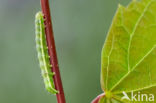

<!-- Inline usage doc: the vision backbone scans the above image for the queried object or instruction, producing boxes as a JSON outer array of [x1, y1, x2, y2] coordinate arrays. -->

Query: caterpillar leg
[[46, 85, 59, 94], [42, 71, 55, 77]]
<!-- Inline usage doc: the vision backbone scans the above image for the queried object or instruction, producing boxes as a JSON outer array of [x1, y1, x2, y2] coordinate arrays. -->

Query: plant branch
[[40, 0, 66, 103]]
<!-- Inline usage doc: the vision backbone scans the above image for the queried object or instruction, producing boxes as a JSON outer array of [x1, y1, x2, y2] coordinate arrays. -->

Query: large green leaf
[[100, 0, 156, 102]]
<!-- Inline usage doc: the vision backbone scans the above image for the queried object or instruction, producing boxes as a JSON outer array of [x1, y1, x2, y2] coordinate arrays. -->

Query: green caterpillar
[[35, 11, 58, 94]]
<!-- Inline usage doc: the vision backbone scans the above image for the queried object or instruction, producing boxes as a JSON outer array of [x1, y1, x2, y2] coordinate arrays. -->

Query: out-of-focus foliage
[[0, 0, 130, 103], [100, 0, 156, 102]]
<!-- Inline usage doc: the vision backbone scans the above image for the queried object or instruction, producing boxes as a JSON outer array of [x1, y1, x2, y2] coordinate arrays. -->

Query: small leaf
[[100, 0, 156, 102]]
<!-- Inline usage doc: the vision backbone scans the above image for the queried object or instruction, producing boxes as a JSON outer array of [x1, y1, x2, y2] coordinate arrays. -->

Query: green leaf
[[100, 0, 156, 102]]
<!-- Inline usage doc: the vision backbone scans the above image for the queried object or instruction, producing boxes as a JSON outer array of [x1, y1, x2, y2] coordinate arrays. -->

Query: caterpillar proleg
[[35, 11, 58, 94]]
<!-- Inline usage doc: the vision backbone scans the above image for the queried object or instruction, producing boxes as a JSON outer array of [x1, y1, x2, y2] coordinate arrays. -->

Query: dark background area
[[0, 0, 130, 103]]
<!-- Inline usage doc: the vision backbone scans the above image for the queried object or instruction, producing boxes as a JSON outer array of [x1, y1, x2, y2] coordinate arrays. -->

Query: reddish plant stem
[[40, 0, 66, 103], [91, 93, 105, 103]]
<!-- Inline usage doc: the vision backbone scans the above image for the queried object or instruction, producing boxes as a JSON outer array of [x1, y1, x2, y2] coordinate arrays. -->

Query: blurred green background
[[0, 0, 130, 103]]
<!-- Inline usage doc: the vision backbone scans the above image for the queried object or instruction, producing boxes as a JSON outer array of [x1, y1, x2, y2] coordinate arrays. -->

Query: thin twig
[[40, 0, 66, 103]]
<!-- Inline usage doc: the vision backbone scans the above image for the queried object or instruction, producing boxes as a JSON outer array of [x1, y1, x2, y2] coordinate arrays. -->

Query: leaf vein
[[110, 45, 156, 91], [106, 34, 115, 89], [127, 1, 152, 71], [114, 84, 156, 94]]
